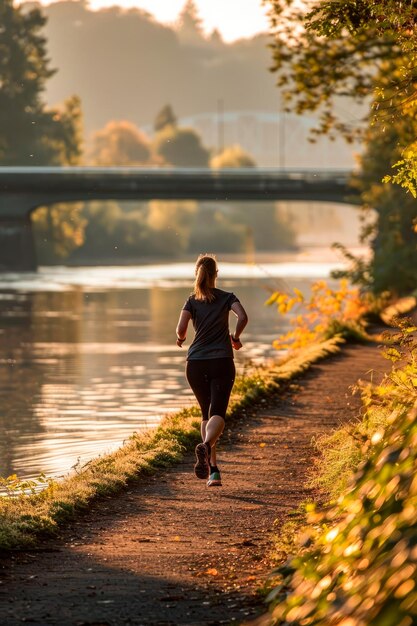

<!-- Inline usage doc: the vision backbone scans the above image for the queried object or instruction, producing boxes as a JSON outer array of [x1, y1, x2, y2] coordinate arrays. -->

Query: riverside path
[[0, 339, 391, 626]]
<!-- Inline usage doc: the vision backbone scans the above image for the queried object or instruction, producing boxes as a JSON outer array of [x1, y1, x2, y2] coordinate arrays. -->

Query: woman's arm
[[230, 302, 248, 350], [176, 310, 192, 347]]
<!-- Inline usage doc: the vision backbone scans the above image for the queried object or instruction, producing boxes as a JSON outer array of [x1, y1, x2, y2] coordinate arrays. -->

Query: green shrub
[[263, 320, 417, 625]]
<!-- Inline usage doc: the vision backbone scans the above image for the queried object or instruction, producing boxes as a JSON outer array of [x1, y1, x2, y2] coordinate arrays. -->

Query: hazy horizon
[[21, 0, 271, 42]]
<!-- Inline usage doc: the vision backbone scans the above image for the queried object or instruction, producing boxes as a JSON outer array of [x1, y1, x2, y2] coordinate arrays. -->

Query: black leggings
[[186, 358, 236, 421]]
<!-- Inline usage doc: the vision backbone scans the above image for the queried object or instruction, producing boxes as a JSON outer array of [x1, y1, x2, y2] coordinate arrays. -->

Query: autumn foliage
[[263, 320, 417, 625], [267, 279, 371, 350]]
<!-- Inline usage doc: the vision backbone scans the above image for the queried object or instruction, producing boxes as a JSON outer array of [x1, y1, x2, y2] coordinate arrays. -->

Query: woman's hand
[[177, 337, 185, 348], [230, 334, 242, 350]]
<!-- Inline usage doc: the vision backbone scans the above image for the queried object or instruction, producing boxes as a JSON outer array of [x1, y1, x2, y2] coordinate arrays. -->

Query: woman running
[[176, 254, 248, 487]]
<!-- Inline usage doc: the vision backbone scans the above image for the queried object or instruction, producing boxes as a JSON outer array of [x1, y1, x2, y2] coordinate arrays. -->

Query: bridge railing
[[0, 166, 354, 179]]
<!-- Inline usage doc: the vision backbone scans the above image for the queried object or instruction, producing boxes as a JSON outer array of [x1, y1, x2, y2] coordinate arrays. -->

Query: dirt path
[[0, 343, 388, 626]]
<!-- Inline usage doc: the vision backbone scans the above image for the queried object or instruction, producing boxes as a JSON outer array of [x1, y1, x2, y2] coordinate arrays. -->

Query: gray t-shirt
[[183, 288, 240, 361]]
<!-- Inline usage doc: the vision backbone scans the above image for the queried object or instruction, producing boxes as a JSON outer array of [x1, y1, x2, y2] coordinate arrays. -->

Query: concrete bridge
[[0, 167, 359, 271]]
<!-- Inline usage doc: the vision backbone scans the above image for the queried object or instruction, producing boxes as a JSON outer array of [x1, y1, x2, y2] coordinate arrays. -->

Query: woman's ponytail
[[194, 254, 217, 302]]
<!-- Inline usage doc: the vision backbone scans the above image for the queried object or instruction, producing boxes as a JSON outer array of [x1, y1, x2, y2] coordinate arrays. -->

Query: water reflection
[[0, 260, 338, 481]]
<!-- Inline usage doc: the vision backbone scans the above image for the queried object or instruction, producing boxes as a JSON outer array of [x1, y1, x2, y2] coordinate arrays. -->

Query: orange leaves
[[206, 568, 218, 576], [267, 279, 370, 350]]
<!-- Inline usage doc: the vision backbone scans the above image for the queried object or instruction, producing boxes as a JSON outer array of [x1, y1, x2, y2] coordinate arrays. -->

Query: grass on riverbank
[[0, 336, 343, 551], [261, 318, 417, 626]]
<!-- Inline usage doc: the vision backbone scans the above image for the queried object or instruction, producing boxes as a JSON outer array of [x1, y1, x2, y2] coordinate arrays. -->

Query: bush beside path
[[0, 343, 389, 626]]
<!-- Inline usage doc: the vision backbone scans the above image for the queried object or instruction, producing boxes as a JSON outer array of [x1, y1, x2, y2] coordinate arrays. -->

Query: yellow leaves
[[383, 347, 402, 362], [267, 279, 370, 351], [293, 287, 305, 302], [263, 325, 417, 625], [259, 442, 267, 448], [343, 542, 362, 557], [318, 575, 332, 589], [325, 527, 339, 542], [395, 579, 415, 598], [384, 145, 417, 198], [265, 292, 279, 306], [371, 431, 384, 445]]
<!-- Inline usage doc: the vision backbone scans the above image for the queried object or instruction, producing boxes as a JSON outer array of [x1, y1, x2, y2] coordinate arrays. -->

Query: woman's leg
[[188, 358, 235, 480], [186, 360, 213, 479], [186, 360, 211, 421], [201, 420, 217, 466], [203, 415, 225, 448], [210, 442, 218, 467], [203, 359, 235, 447]]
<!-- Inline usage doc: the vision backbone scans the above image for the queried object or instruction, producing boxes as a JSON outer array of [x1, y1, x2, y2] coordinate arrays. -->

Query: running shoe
[[194, 442, 210, 479], [207, 470, 222, 487]]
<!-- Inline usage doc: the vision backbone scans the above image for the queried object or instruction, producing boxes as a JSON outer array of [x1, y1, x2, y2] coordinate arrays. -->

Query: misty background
[[19, 0, 362, 265], [38, 0, 358, 168]]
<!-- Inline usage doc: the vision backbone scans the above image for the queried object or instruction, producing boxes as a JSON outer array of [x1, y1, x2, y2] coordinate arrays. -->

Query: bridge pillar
[[0, 216, 37, 271]]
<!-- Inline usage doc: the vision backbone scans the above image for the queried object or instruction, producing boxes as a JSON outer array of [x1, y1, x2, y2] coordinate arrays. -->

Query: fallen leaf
[[206, 568, 218, 576]]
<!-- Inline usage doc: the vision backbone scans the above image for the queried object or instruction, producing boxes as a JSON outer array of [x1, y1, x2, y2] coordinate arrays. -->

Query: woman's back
[[183, 288, 239, 360]]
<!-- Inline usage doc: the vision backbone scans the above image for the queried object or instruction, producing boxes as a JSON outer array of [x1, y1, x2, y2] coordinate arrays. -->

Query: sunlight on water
[[0, 258, 345, 291], [0, 253, 347, 482]]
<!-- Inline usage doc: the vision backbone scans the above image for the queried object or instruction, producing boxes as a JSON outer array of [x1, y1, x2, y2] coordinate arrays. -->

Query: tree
[[74, 200, 197, 260], [264, 0, 417, 141], [153, 124, 210, 167], [0, 0, 82, 165], [153, 105, 177, 134], [265, 0, 417, 293], [88, 121, 151, 166], [350, 117, 417, 295], [147, 200, 197, 254], [32, 202, 87, 263], [45, 95, 83, 165], [176, 0, 205, 46], [188, 207, 247, 254], [0, 0, 88, 262], [210, 145, 256, 169], [76, 201, 150, 260], [209, 28, 223, 49], [30, 94, 84, 262]]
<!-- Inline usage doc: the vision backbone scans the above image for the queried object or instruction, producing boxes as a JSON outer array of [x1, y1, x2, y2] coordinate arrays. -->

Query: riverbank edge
[[0, 337, 344, 551]]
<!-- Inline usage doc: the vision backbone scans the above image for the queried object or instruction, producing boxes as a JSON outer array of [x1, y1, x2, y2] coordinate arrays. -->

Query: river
[[0, 250, 347, 481]]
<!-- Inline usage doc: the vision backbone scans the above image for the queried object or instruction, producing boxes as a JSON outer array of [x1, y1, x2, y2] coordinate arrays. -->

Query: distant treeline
[[42, 1, 280, 136], [39, 0, 357, 169], [29, 100, 299, 263], [33, 198, 297, 265]]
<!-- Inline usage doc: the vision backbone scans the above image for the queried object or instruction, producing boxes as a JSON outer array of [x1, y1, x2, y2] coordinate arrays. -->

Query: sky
[[32, 0, 271, 42]]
